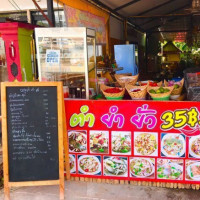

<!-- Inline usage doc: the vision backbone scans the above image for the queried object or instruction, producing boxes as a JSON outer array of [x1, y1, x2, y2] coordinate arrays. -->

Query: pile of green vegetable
[[149, 87, 170, 94]]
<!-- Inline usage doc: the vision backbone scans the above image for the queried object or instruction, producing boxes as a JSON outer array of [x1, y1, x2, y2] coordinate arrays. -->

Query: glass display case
[[35, 27, 97, 99]]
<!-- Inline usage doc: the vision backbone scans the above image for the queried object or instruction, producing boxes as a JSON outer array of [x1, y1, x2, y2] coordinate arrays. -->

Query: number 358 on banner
[[161, 107, 199, 130]]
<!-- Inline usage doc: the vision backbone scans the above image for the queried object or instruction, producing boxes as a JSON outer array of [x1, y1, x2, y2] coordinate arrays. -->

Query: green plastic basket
[[106, 96, 123, 100], [152, 96, 170, 101]]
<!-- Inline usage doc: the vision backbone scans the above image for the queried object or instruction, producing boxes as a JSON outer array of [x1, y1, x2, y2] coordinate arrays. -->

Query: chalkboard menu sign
[[1, 82, 65, 200], [7, 86, 59, 181]]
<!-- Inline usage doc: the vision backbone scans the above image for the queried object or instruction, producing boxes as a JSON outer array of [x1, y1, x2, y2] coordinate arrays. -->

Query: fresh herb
[[171, 167, 176, 170], [99, 148, 104, 152], [158, 174, 164, 178], [121, 148, 129, 153], [157, 167, 163, 172]]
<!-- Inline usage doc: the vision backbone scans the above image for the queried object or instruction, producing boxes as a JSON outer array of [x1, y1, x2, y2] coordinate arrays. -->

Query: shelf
[[97, 67, 123, 72]]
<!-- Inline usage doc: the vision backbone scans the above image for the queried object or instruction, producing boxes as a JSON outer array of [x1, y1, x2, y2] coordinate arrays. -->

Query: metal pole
[[145, 34, 148, 74], [47, 0, 55, 27]]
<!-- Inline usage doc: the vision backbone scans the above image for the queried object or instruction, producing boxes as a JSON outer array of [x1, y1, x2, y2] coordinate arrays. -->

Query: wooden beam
[[114, 0, 141, 12], [149, 30, 191, 33], [139, 3, 191, 27], [124, 19, 128, 41], [146, 15, 189, 32], [136, 0, 176, 16], [129, 13, 190, 19]]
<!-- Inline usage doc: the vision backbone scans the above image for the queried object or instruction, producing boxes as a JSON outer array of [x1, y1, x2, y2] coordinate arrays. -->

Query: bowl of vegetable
[[147, 86, 174, 101], [100, 84, 125, 100]]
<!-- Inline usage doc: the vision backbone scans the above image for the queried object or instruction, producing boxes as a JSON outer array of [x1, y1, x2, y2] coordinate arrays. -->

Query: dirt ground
[[0, 180, 199, 200]]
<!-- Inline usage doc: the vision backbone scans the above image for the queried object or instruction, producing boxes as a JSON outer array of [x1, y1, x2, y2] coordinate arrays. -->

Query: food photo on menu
[[161, 133, 186, 158], [78, 155, 101, 175], [189, 135, 200, 158], [69, 154, 76, 174], [185, 160, 200, 181], [157, 159, 183, 180], [90, 131, 109, 154], [111, 131, 131, 155], [134, 132, 158, 156], [68, 130, 87, 153], [129, 157, 155, 179], [103, 156, 128, 177]]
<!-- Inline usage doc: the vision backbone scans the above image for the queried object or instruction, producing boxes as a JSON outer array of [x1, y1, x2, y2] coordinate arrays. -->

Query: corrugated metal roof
[[89, 0, 198, 41]]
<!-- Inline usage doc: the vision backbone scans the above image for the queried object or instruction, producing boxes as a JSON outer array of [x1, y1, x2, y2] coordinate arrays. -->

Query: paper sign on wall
[[46, 49, 60, 65]]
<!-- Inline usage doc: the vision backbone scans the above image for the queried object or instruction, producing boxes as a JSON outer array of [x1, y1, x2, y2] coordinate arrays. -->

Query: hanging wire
[[8, 0, 19, 11], [8, 0, 26, 22], [10, 0, 22, 11]]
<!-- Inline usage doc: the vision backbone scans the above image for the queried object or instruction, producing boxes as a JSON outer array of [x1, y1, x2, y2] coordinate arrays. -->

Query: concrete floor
[[0, 181, 199, 200]]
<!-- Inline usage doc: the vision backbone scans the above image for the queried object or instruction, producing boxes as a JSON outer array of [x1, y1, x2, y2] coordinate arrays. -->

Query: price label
[[161, 107, 199, 130]]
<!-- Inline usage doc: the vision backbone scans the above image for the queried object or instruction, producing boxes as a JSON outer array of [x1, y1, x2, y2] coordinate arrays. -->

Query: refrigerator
[[114, 44, 138, 75]]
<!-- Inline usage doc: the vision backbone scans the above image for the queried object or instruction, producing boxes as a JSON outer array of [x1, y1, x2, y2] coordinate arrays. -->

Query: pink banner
[[65, 99, 200, 184], [64, 5, 106, 44]]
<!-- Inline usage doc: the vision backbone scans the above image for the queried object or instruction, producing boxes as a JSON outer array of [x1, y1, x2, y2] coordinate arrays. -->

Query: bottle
[[76, 87, 81, 98], [81, 88, 86, 99]]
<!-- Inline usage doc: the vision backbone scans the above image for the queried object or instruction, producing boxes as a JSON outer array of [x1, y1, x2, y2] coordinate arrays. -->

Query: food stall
[[64, 71, 200, 186], [34, 26, 200, 187]]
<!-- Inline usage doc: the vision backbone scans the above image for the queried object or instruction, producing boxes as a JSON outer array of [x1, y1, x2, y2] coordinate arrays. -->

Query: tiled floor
[[0, 181, 199, 200]]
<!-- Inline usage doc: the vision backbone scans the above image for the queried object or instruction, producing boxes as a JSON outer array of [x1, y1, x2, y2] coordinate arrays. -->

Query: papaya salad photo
[[112, 131, 131, 155], [78, 155, 101, 175], [90, 131, 109, 154], [161, 133, 185, 157], [103, 156, 128, 177], [68, 130, 87, 153], [189, 136, 200, 158], [134, 132, 158, 156], [157, 159, 183, 180], [130, 158, 155, 178], [186, 160, 200, 181], [69, 154, 76, 173]]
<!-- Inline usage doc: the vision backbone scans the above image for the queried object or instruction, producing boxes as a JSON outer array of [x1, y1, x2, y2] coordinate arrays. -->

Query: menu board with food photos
[[65, 100, 200, 184]]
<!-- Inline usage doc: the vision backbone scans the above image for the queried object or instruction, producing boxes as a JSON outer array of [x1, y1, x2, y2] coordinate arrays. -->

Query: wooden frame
[[62, 97, 70, 181], [1, 82, 65, 200]]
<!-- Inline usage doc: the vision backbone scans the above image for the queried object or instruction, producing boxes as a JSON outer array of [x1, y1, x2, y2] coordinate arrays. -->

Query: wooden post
[[124, 18, 128, 42], [27, 10, 32, 24], [58, 82, 65, 200], [1, 83, 10, 200], [62, 98, 70, 180], [106, 16, 110, 55]]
